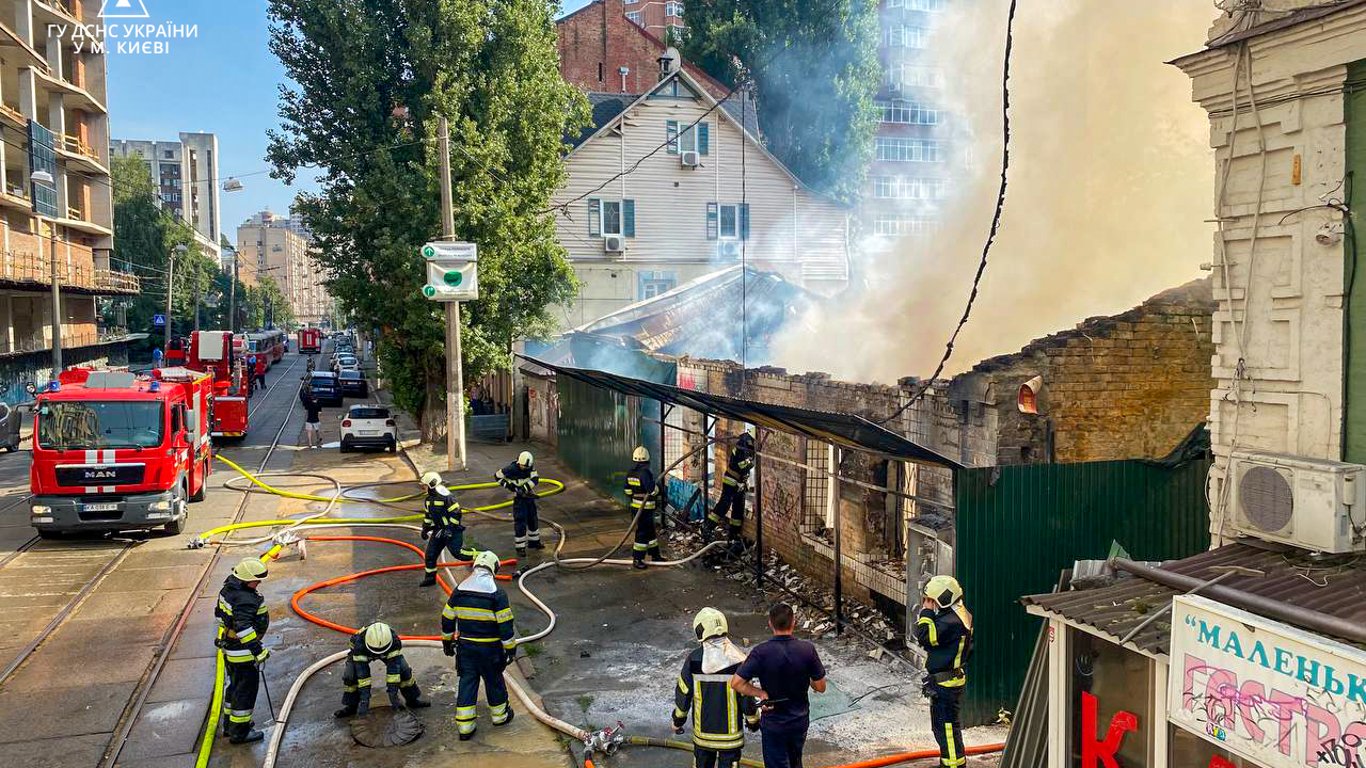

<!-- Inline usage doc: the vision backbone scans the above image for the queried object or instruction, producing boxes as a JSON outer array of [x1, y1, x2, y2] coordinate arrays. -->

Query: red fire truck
[[165, 336, 189, 366], [189, 330, 251, 438], [297, 327, 321, 355], [28, 367, 214, 537]]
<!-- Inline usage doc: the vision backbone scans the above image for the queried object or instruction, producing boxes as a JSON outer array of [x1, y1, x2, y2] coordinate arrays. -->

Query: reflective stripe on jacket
[[672, 647, 758, 750]]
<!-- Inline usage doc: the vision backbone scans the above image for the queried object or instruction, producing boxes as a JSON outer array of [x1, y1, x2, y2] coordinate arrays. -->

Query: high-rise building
[[0, 0, 139, 403], [111, 132, 222, 259], [620, 0, 686, 40], [235, 210, 331, 327]]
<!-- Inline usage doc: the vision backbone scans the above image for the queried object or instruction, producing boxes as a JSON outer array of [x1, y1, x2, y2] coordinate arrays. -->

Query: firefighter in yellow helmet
[[496, 451, 542, 556], [673, 608, 760, 768], [215, 557, 271, 744], [624, 446, 662, 569], [334, 622, 432, 718], [914, 575, 974, 768]]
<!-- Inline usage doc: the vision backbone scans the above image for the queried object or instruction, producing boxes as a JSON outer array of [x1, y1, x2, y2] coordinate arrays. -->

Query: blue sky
[[107, 0, 595, 245]]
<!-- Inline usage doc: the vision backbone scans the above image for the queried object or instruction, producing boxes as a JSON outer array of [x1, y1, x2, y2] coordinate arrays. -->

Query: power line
[[878, 0, 1018, 426]]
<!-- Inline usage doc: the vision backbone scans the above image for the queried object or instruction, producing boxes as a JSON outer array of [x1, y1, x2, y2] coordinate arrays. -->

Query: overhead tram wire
[[878, 0, 1018, 426]]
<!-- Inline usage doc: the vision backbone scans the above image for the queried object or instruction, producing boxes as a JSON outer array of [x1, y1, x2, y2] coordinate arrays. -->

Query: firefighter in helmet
[[495, 451, 543, 556], [914, 575, 974, 768], [673, 608, 760, 768], [440, 550, 517, 740], [215, 557, 271, 744], [705, 430, 756, 545], [419, 471, 476, 587], [334, 622, 431, 718], [624, 446, 662, 569]]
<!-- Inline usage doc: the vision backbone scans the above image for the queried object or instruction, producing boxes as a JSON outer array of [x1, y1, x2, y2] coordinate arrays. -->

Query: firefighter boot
[[633, 554, 647, 570], [230, 729, 265, 745], [334, 706, 356, 718], [419, 572, 437, 587], [650, 545, 665, 563]]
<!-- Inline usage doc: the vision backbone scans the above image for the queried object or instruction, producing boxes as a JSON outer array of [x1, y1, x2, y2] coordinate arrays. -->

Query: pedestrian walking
[[914, 576, 974, 768], [624, 446, 663, 569], [729, 603, 827, 768], [673, 608, 760, 768], [440, 550, 517, 740], [495, 451, 542, 556], [215, 557, 272, 744], [152, 347, 164, 369], [333, 622, 431, 718], [419, 471, 475, 587], [300, 387, 322, 448]]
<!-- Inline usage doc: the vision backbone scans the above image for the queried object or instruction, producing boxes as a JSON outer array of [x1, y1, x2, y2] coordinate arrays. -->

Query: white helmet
[[232, 557, 268, 582], [924, 575, 964, 608], [421, 471, 442, 488], [693, 607, 728, 642], [474, 550, 500, 573], [632, 446, 649, 463], [518, 451, 534, 469], [364, 622, 395, 654]]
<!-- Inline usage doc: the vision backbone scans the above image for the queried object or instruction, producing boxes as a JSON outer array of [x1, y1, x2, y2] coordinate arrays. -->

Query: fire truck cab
[[28, 367, 213, 537], [189, 330, 251, 438]]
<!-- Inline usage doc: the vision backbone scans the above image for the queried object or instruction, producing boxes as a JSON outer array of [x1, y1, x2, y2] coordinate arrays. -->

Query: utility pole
[[438, 115, 466, 471], [48, 223, 62, 374], [164, 247, 176, 349], [228, 252, 238, 333]]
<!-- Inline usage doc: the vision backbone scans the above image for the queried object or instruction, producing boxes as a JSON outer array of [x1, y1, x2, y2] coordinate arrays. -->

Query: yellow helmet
[[924, 575, 963, 608], [474, 550, 500, 573], [232, 557, 268, 582], [632, 446, 649, 463], [693, 607, 728, 641], [421, 471, 442, 487], [518, 451, 534, 469], [364, 622, 395, 654]]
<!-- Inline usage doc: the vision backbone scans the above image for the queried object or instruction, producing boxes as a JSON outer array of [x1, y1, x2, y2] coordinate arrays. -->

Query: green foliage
[[267, 0, 587, 427], [680, 0, 881, 201]]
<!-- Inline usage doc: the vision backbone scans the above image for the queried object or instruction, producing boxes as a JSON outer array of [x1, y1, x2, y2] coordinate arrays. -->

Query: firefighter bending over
[[496, 451, 543, 556], [215, 557, 271, 744], [441, 550, 517, 740], [334, 622, 432, 718], [625, 446, 663, 569], [673, 607, 760, 768], [419, 471, 475, 587], [705, 430, 755, 545], [914, 575, 974, 768]]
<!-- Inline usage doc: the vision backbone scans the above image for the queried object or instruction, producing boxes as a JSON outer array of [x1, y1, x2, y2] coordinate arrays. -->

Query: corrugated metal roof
[[1022, 542, 1366, 656]]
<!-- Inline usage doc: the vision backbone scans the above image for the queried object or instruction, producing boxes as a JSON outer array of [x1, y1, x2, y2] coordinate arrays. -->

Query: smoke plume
[[770, 0, 1216, 384]]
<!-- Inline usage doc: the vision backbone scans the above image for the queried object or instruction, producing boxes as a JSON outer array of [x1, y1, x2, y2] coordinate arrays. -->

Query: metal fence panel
[[954, 457, 1211, 725]]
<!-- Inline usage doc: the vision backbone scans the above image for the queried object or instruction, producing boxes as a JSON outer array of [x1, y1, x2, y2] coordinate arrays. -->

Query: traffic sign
[[421, 241, 478, 302], [152, 314, 166, 327]]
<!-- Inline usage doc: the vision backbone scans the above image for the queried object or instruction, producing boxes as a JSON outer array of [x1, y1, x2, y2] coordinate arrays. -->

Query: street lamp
[[31, 170, 61, 375]]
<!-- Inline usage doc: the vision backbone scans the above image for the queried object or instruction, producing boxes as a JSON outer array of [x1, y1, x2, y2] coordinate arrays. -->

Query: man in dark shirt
[[730, 603, 826, 768], [300, 388, 322, 448]]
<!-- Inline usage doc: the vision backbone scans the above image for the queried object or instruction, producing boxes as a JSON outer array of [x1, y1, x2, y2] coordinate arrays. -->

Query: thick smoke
[[771, 0, 1216, 383]]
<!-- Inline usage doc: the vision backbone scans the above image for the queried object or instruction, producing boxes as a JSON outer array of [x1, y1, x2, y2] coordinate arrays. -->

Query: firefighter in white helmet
[[214, 557, 271, 744], [440, 550, 517, 739], [335, 622, 432, 718], [623, 446, 662, 569], [914, 575, 974, 768], [495, 451, 542, 556], [673, 608, 760, 768], [419, 471, 475, 587]]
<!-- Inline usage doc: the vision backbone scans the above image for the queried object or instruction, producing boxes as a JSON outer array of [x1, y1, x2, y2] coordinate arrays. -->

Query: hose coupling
[[584, 721, 626, 755]]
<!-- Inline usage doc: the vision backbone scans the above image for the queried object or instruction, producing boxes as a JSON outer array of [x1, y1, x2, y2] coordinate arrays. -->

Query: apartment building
[[235, 209, 330, 326], [621, 0, 685, 40], [0, 0, 139, 404], [110, 132, 222, 259]]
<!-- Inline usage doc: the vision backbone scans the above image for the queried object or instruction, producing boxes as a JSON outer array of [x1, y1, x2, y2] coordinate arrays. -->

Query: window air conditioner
[[717, 240, 741, 259], [680, 150, 700, 168], [1227, 450, 1366, 553], [603, 234, 625, 254]]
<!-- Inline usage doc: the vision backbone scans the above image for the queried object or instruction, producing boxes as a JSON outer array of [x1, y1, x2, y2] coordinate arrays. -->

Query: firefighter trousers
[[512, 496, 540, 550], [455, 643, 511, 736], [694, 747, 742, 768], [929, 684, 966, 768], [424, 527, 473, 575], [633, 507, 660, 561], [222, 659, 260, 739], [342, 657, 423, 710], [708, 485, 746, 539]]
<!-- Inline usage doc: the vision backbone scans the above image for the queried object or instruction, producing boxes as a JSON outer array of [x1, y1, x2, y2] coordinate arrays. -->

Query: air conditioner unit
[[680, 150, 700, 168], [888, 82, 903, 95], [717, 240, 741, 259], [603, 234, 625, 254], [1228, 450, 1366, 553]]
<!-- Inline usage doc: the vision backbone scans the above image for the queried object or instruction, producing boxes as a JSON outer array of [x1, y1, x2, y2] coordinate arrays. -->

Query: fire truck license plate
[[83, 503, 118, 512]]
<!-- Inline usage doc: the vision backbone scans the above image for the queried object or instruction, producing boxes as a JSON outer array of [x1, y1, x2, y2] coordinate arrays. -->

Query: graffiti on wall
[[1170, 596, 1366, 768], [759, 428, 803, 529]]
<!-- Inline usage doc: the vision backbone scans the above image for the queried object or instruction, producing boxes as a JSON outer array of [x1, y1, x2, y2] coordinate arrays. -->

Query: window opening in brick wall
[[801, 439, 831, 540], [663, 405, 684, 478]]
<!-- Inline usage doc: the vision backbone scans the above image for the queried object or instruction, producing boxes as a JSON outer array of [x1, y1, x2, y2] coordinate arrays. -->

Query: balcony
[[33, 67, 106, 115], [0, 235, 140, 295], [57, 133, 108, 175], [0, 325, 133, 357], [0, 17, 46, 69], [0, 103, 26, 130]]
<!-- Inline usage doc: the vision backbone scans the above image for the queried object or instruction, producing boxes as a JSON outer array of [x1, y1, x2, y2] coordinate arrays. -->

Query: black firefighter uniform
[[624, 460, 662, 564], [707, 439, 755, 541], [440, 569, 517, 737], [422, 483, 475, 583], [914, 603, 974, 768], [215, 575, 270, 741], [496, 460, 542, 553], [673, 643, 760, 768], [338, 626, 426, 715]]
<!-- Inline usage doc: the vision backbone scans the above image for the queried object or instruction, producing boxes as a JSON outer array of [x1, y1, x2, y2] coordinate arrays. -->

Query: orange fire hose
[[820, 742, 1004, 768]]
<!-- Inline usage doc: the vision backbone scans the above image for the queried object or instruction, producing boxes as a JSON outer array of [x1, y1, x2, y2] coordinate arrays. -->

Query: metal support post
[[700, 414, 712, 522], [47, 224, 61, 373], [438, 115, 466, 471], [754, 428, 763, 588], [833, 447, 843, 636], [165, 247, 176, 349]]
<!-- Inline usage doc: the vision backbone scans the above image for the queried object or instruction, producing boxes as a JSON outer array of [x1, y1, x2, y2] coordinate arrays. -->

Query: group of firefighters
[[212, 435, 975, 768]]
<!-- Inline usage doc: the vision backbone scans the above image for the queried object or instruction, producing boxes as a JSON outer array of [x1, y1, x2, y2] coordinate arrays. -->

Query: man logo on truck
[[83, 469, 117, 480]]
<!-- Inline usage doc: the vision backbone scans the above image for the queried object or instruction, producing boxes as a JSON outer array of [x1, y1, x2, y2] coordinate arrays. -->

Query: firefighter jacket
[[496, 462, 539, 499], [347, 626, 407, 702], [624, 462, 659, 512], [423, 485, 462, 531], [673, 646, 759, 750], [215, 575, 269, 664], [722, 444, 755, 489], [913, 603, 974, 688], [440, 571, 516, 651]]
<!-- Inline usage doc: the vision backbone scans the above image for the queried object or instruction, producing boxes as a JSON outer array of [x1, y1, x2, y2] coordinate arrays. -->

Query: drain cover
[[350, 707, 425, 748]]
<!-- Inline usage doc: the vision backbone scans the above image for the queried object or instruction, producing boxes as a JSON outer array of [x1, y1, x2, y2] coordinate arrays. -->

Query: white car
[[332, 354, 359, 372], [339, 404, 397, 453]]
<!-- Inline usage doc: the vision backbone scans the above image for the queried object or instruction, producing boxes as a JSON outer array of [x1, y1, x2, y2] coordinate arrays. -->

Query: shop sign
[[1169, 595, 1366, 768]]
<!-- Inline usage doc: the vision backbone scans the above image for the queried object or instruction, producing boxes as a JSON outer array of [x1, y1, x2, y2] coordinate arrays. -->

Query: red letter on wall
[[1080, 691, 1139, 768]]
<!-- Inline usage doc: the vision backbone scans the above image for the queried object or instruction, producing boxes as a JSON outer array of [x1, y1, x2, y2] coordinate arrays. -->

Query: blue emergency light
[[149, 381, 161, 393], [47, 381, 59, 392]]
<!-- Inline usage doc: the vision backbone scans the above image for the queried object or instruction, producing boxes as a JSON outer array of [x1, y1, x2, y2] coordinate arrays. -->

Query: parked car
[[339, 404, 397, 453], [338, 369, 369, 398], [0, 401, 21, 452], [332, 354, 359, 372], [305, 371, 343, 407]]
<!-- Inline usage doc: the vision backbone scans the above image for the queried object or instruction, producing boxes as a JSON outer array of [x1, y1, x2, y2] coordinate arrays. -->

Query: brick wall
[[557, 0, 729, 98]]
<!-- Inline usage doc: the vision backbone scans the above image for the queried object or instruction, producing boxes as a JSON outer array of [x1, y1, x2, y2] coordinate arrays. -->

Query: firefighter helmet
[[474, 550, 500, 573], [364, 622, 395, 654], [421, 471, 442, 488], [232, 557, 268, 582], [632, 446, 650, 463], [693, 607, 729, 641], [924, 575, 963, 608], [518, 451, 534, 469], [738, 430, 755, 447]]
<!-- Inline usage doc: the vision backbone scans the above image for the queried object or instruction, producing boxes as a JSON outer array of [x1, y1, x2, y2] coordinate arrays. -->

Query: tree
[[267, 0, 586, 434], [680, 0, 881, 202]]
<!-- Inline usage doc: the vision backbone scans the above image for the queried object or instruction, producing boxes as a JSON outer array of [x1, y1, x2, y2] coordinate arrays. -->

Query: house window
[[639, 270, 678, 299], [586, 198, 636, 238], [907, 0, 944, 10], [624, 0, 638, 4], [875, 137, 941, 163], [707, 202, 750, 240], [878, 99, 939, 124], [887, 64, 944, 89], [666, 120, 710, 155], [872, 176, 944, 200], [665, 1, 684, 16], [626, 10, 643, 24], [883, 25, 928, 49], [163, 149, 173, 159], [873, 215, 937, 236]]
